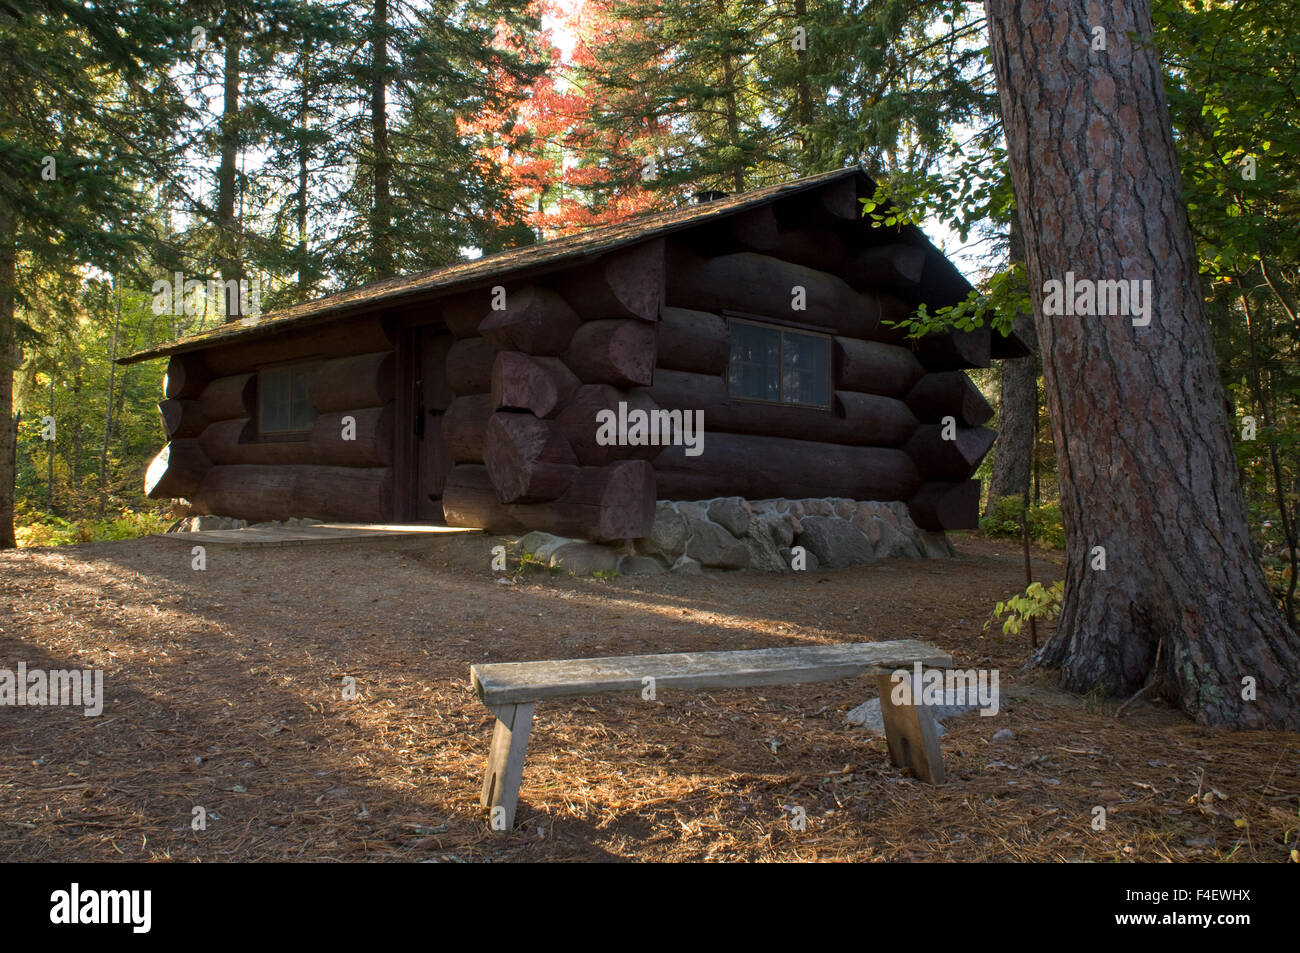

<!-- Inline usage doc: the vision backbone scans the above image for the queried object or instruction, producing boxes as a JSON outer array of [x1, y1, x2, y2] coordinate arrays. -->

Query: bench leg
[[481, 702, 535, 831], [874, 671, 946, 785]]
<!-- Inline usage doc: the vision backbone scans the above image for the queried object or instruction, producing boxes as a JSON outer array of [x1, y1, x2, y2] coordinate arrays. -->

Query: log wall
[[148, 180, 997, 536], [151, 336, 399, 523]]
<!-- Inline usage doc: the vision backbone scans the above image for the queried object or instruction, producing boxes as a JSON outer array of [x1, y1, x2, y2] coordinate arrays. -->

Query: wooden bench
[[470, 640, 953, 830]]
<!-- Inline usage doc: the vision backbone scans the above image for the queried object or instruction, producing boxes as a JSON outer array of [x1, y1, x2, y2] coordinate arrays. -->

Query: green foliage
[[15, 501, 171, 547], [984, 580, 1064, 637], [979, 495, 1065, 549]]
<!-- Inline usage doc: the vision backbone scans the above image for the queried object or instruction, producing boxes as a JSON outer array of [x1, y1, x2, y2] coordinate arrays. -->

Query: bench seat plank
[[472, 640, 952, 706]]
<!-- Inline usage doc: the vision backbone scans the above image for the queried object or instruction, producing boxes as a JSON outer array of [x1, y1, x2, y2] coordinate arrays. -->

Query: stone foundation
[[513, 497, 955, 575]]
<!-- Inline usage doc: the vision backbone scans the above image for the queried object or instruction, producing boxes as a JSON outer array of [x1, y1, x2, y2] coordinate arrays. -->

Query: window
[[259, 363, 317, 435], [727, 318, 831, 409]]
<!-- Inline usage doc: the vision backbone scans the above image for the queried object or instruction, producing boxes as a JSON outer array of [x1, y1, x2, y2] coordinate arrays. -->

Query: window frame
[[256, 359, 319, 440], [724, 313, 833, 411]]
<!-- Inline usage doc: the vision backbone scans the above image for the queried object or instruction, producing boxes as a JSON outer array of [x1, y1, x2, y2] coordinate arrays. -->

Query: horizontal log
[[297, 466, 393, 522], [442, 460, 656, 542], [309, 351, 395, 412], [492, 352, 581, 418], [479, 285, 582, 356], [562, 319, 657, 386], [191, 464, 393, 523], [199, 373, 255, 421], [908, 480, 981, 531], [665, 247, 884, 340], [144, 440, 211, 499], [310, 406, 394, 467], [905, 424, 997, 480], [200, 316, 393, 375], [834, 337, 926, 396], [905, 372, 994, 427], [159, 399, 208, 439], [845, 244, 927, 292], [555, 384, 663, 466], [447, 337, 496, 396], [648, 369, 917, 447], [652, 432, 920, 502], [199, 419, 313, 466], [657, 307, 729, 375], [913, 326, 991, 370], [164, 354, 208, 399], [484, 413, 580, 503], [443, 393, 495, 463], [554, 239, 664, 321]]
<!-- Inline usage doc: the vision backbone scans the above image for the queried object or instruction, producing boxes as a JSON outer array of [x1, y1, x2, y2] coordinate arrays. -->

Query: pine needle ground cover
[[0, 535, 1294, 862]]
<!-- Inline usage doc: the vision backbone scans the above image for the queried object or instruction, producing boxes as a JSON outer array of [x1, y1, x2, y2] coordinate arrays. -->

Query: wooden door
[[398, 325, 454, 521]]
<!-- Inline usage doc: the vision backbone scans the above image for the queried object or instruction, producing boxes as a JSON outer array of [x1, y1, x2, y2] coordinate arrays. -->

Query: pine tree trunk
[[984, 0, 1300, 727], [985, 217, 1039, 509], [0, 205, 17, 549], [370, 0, 394, 278], [218, 23, 243, 321]]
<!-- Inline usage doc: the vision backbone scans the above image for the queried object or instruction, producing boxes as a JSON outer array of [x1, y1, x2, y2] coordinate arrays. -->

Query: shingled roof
[[121, 166, 973, 364]]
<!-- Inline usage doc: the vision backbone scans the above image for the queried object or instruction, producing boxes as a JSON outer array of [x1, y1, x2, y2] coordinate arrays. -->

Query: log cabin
[[121, 167, 1029, 543]]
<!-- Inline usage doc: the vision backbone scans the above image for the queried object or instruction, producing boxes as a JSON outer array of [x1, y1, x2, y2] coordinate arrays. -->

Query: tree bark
[[985, 0, 1300, 726], [984, 216, 1040, 510], [218, 20, 244, 321], [370, 0, 394, 278], [0, 204, 16, 548]]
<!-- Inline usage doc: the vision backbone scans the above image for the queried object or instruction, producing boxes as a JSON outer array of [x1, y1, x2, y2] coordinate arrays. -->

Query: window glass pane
[[782, 331, 830, 407], [290, 366, 316, 431], [728, 322, 781, 401], [260, 368, 290, 432]]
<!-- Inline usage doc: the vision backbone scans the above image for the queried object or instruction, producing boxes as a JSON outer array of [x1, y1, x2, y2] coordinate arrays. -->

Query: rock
[[517, 531, 572, 563], [833, 498, 856, 519], [707, 498, 750, 537], [992, 728, 1014, 743], [845, 698, 948, 737], [618, 554, 666, 575], [744, 520, 789, 572], [800, 499, 833, 517], [795, 516, 876, 569], [684, 518, 748, 569], [921, 531, 956, 558], [873, 519, 923, 559], [671, 554, 703, 574], [675, 501, 709, 523], [549, 541, 620, 575], [642, 504, 688, 559], [783, 546, 820, 571]]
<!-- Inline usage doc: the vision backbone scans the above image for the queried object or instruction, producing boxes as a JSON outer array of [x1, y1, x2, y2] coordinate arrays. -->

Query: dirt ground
[[0, 531, 1295, 862]]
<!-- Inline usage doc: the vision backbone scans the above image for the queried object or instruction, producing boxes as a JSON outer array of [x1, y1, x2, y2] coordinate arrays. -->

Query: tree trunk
[[0, 203, 18, 547], [984, 216, 1040, 510], [370, 0, 394, 278], [984, 0, 1300, 727], [218, 22, 243, 321], [99, 278, 122, 515]]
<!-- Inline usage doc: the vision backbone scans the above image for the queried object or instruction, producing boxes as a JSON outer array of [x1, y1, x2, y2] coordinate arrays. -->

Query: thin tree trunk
[[297, 44, 311, 293], [218, 22, 243, 321], [370, 0, 395, 278], [984, 0, 1300, 727], [793, 0, 816, 163], [46, 374, 54, 512], [99, 278, 122, 516], [0, 205, 16, 549], [1238, 287, 1298, 629], [985, 215, 1040, 510]]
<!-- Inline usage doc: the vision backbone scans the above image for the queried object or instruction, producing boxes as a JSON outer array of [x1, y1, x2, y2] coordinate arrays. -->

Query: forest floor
[[0, 531, 1296, 863]]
